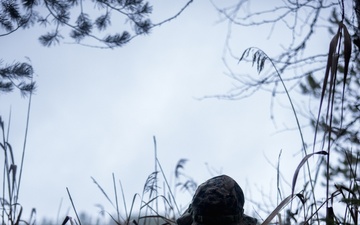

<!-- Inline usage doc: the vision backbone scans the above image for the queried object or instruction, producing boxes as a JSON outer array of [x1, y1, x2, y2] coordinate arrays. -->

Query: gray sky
[[0, 0, 326, 222]]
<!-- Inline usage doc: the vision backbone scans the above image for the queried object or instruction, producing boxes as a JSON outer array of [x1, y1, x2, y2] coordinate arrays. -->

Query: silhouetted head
[[176, 175, 257, 225]]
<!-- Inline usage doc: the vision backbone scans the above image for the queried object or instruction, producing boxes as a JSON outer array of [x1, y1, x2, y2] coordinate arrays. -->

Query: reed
[[0, 91, 34, 225]]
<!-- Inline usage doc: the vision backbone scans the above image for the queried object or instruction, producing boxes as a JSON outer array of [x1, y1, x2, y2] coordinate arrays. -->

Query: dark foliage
[[0, 61, 35, 96], [0, 0, 183, 48], [0, 0, 193, 95]]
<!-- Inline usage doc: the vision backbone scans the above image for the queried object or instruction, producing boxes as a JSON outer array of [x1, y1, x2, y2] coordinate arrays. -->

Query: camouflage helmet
[[176, 175, 257, 225]]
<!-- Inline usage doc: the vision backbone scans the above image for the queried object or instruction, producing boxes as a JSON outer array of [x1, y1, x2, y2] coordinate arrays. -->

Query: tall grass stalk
[[240, 47, 320, 223], [66, 187, 82, 225], [0, 88, 34, 225]]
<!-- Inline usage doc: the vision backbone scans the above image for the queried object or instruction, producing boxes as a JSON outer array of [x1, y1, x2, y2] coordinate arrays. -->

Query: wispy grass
[[59, 136, 196, 225], [239, 15, 356, 225]]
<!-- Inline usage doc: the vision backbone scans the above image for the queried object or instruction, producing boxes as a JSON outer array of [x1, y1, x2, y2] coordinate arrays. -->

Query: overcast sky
[[0, 0, 328, 223]]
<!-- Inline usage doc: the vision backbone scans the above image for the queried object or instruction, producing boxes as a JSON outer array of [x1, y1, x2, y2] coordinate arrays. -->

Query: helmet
[[176, 175, 257, 225]]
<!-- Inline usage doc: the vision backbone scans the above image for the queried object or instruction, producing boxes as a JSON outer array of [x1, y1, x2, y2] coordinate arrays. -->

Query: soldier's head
[[176, 175, 257, 225]]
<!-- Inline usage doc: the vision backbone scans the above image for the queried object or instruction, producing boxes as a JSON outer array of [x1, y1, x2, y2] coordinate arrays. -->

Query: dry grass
[[0, 92, 34, 225], [239, 18, 357, 225], [60, 137, 196, 225]]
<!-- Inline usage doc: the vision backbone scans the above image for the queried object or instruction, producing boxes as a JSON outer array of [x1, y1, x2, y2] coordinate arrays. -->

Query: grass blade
[[340, 22, 352, 128], [156, 158, 180, 216], [112, 173, 121, 223], [16, 86, 33, 203], [128, 193, 141, 225], [91, 176, 115, 208], [260, 194, 295, 225], [291, 151, 327, 197], [119, 179, 129, 220], [313, 27, 340, 152], [66, 187, 82, 225]]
